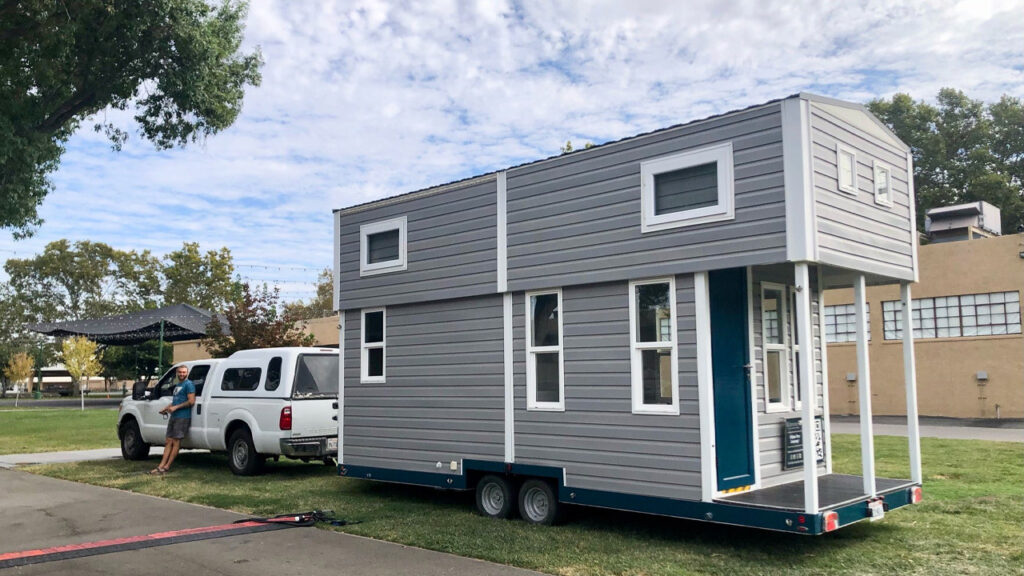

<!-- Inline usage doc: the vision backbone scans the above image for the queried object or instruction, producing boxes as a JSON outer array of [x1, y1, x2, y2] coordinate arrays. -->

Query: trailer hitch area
[[866, 497, 887, 521]]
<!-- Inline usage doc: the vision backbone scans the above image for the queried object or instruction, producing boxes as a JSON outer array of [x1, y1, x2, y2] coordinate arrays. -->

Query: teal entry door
[[708, 268, 755, 491]]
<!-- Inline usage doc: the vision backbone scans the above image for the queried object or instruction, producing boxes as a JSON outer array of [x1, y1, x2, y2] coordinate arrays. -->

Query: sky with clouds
[[2, 0, 1023, 302]]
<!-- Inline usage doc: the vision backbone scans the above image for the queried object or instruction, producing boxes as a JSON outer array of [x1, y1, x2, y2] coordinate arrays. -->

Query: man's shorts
[[166, 417, 191, 440]]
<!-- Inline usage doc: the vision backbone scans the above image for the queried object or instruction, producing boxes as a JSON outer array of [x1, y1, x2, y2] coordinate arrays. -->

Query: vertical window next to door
[[526, 290, 564, 410], [761, 284, 789, 413], [361, 309, 385, 383], [630, 278, 679, 414]]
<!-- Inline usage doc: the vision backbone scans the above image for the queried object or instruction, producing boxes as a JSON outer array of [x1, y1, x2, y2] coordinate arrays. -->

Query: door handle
[[196, 404, 202, 415]]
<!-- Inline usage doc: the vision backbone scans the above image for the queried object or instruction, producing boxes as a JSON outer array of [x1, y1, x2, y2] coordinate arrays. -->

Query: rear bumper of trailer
[[339, 462, 920, 535]]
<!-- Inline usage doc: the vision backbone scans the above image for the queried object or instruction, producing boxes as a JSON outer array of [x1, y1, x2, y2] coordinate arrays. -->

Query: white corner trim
[[503, 292, 514, 462], [746, 267, 762, 488], [359, 216, 408, 277], [906, 151, 920, 283], [333, 211, 342, 313], [337, 314, 345, 464], [627, 277, 680, 415], [817, 266, 833, 474], [497, 171, 508, 293], [640, 142, 735, 233], [524, 289, 565, 412], [694, 271, 717, 502], [782, 98, 817, 262]]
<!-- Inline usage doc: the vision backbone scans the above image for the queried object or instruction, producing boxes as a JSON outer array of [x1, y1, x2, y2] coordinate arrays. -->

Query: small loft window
[[360, 216, 407, 276], [873, 162, 893, 207], [640, 142, 735, 232], [837, 145, 857, 195]]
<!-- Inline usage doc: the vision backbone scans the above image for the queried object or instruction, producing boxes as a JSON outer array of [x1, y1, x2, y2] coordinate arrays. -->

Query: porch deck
[[718, 474, 914, 511]]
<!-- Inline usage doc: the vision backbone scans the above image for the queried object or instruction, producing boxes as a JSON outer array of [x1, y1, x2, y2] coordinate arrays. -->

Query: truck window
[[188, 365, 211, 395], [152, 367, 179, 398], [292, 355, 338, 398], [221, 367, 262, 392], [265, 357, 283, 391]]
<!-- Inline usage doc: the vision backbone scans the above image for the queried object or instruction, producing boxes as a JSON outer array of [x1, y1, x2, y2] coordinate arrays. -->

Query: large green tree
[[868, 89, 1024, 233], [203, 283, 314, 358], [0, 0, 262, 237], [163, 242, 239, 311], [284, 268, 334, 321]]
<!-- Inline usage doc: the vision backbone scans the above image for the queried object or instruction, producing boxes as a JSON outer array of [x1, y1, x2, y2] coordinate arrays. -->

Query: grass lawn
[[0, 408, 119, 455], [25, 435, 1024, 576]]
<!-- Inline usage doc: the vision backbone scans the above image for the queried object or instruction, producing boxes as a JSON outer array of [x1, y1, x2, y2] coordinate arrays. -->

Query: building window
[[525, 290, 564, 411], [629, 278, 678, 414], [825, 304, 871, 343], [882, 291, 1021, 340], [873, 162, 893, 207], [640, 142, 735, 232], [359, 216, 407, 276], [361, 308, 385, 383], [836, 145, 857, 195], [761, 284, 789, 413]]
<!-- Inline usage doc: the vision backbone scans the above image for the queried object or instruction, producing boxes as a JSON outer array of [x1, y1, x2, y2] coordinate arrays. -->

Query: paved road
[[829, 415, 1023, 442], [0, 397, 124, 409], [0, 468, 538, 575]]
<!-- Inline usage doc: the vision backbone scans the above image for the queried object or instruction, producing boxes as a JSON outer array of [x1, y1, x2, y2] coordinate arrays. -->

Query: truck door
[[180, 363, 212, 449], [139, 368, 176, 444]]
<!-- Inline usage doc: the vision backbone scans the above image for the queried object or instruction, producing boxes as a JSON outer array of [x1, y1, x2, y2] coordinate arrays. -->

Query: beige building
[[171, 315, 340, 363], [825, 232, 1024, 419]]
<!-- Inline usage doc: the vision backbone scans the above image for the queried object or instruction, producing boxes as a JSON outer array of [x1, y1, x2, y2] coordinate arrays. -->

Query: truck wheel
[[119, 419, 150, 461], [518, 479, 561, 525], [475, 474, 515, 519], [227, 428, 262, 476]]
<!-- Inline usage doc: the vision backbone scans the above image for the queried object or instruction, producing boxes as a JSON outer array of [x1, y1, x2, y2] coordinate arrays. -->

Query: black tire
[[227, 428, 262, 476], [518, 478, 561, 525], [119, 419, 150, 461], [475, 474, 515, 519]]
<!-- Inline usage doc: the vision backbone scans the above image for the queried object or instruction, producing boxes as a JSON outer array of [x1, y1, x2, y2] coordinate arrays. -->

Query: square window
[[641, 143, 735, 232], [360, 216, 408, 276], [837, 145, 858, 194]]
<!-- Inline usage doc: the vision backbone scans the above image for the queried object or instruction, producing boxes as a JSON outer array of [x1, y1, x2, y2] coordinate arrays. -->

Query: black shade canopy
[[28, 304, 220, 345]]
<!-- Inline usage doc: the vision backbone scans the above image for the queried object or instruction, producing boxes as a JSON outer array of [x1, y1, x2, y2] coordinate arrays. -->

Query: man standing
[[150, 365, 195, 475]]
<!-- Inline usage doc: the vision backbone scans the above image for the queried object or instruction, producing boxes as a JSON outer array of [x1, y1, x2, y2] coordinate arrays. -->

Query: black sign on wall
[[783, 416, 826, 470]]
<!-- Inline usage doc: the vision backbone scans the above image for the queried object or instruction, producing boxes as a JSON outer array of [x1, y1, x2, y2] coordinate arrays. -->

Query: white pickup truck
[[117, 347, 339, 475]]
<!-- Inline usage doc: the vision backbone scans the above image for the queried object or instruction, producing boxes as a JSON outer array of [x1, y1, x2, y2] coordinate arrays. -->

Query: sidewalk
[[830, 415, 1023, 442], [0, 447, 208, 468]]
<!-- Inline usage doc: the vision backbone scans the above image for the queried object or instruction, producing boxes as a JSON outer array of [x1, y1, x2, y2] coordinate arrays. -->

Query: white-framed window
[[359, 216, 408, 276], [873, 161, 893, 207], [629, 278, 679, 414], [836, 144, 858, 195], [361, 308, 386, 383], [883, 291, 1021, 340], [824, 304, 871, 343], [640, 142, 735, 233], [525, 290, 564, 411], [761, 283, 790, 413]]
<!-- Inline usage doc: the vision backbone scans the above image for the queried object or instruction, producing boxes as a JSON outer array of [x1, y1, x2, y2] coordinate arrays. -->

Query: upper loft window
[[836, 145, 858, 195], [640, 142, 735, 233], [873, 162, 893, 207], [360, 216, 408, 276]]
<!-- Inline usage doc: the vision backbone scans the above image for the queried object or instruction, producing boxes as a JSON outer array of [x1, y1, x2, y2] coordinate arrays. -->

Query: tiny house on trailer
[[332, 93, 925, 535]]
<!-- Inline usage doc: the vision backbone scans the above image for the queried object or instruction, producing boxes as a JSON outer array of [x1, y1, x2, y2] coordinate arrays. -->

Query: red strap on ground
[[0, 519, 296, 568]]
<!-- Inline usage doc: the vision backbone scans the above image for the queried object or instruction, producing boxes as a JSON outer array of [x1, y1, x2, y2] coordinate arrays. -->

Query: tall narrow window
[[629, 278, 679, 414], [873, 162, 893, 207], [361, 308, 385, 383], [360, 217, 408, 276], [525, 290, 563, 410], [836, 145, 857, 195], [790, 290, 802, 409], [761, 284, 789, 413]]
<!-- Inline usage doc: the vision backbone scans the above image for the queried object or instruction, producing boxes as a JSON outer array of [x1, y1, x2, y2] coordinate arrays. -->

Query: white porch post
[[854, 275, 876, 497], [901, 283, 922, 484], [794, 263, 818, 514]]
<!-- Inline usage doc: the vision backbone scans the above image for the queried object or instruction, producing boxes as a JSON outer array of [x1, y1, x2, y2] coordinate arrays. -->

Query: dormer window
[[360, 216, 407, 276]]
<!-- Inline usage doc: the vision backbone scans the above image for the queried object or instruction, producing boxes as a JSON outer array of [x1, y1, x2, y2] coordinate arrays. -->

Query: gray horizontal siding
[[513, 277, 703, 501], [342, 296, 505, 472], [810, 103, 916, 281], [506, 104, 788, 291], [337, 178, 498, 309]]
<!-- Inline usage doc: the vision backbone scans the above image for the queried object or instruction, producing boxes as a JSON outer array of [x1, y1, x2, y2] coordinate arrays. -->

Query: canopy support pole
[[157, 320, 165, 377]]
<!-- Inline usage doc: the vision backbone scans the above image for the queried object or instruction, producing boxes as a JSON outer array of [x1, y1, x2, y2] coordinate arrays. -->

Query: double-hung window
[[525, 290, 564, 410], [873, 162, 893, 207], [761, 284, 790, 413], [640, 142, 735, 232], [629, 278, 679, 414], [361, 308, 385, 383], [360, 217, 407, 276], [836, 145, 858, 195]]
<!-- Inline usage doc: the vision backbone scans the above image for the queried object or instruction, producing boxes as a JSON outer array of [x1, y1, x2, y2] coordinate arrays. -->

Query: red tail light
[[909, 486, 923, 504], [823, 511, 839, 532], [279, 407, 292, 431]]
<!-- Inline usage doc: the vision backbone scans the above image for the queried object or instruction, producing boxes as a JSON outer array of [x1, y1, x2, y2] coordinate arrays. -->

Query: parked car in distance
[[117, 347, 339, 475]]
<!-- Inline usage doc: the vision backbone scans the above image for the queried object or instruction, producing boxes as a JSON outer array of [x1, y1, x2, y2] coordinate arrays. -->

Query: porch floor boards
[[717, 473, 913, 511]]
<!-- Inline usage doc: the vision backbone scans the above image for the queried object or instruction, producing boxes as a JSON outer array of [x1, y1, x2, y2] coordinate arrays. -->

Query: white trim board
[[746, 267, 762, 489], [781, 98, 818, 262], [694, 271, 717, 502], [503, 292, 514, 462], [496, 171, 508, 293]]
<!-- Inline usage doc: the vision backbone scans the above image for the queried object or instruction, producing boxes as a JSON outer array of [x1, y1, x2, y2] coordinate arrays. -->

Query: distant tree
[[0, 0, 263, 238], [61, 336, 102, 393], [560, 140, 595, 154], [868, 89, 1024, 233], [162, 242, 240, 311], [3, 352, 34, 395], [100, 340, 171, 386], [203, 283, 314, 358], [284, 268, 334, 320]]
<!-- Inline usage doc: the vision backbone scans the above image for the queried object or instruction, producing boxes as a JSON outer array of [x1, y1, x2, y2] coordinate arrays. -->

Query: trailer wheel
[[475, 475, 515, 519], [119, 419, 150, 461], [519, 479, 560, 525], [227, 428, 262, 476]]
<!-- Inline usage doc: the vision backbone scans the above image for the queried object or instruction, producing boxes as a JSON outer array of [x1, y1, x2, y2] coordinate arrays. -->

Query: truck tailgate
[[289, 398, 337, 438]]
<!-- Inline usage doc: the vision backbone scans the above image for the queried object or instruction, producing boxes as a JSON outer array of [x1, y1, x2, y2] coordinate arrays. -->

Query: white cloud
[[3, 0, 1023, 299]]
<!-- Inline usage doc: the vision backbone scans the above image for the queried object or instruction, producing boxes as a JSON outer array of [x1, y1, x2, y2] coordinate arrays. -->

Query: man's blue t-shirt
[[170, 379, 195, 419]]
